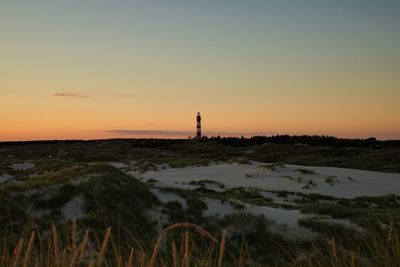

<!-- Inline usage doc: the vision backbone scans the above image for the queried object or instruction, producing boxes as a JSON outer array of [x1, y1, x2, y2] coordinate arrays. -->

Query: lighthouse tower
[[196, 112, 201, 140]]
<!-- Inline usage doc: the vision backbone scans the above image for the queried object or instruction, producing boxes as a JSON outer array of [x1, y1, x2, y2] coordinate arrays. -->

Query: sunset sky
[[1, 1, 399, 141]]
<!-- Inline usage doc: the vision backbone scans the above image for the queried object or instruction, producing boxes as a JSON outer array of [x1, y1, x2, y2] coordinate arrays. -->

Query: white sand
[[203, 198, 236, 217], [150, 188, 187, 208], [108, 162, 129, 169], [0, 173, 14, 183], [136, 161, 396, 233], [140, 162, 400, 198], [11, 162, 35, 170], [62, 195, 85, 220]]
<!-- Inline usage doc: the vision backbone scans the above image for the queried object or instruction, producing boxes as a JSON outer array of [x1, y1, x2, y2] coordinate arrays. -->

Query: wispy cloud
[[53, 92, 88, 98], [99, 130, 193, 136]]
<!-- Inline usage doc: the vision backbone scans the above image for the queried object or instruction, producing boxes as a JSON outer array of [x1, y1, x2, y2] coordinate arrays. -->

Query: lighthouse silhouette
[[196, 112, 201, 140]]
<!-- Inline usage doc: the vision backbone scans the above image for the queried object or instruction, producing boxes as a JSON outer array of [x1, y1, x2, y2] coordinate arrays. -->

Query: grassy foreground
[[1, 139, 399, 266], [1, 217, 399, 267]]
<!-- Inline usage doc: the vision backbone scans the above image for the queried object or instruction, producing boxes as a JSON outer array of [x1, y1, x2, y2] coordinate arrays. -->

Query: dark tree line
[[207, 135, 400, 148], [1, 135, 399, 149]]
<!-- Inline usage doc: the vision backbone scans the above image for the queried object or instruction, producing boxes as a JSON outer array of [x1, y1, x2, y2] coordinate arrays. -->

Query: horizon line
[[1, 134, 399, 143]]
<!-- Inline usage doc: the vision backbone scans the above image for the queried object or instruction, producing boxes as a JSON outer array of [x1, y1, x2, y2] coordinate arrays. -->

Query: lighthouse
[[196, 112, 201, 140]]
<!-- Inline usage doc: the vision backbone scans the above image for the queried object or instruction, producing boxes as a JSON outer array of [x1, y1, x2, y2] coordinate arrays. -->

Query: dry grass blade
[[23, 231, 35, 267], [200, 243, 215, 267], [12, 238, 24, 267], [52, 225, 60, 267], [116, 254, 122, 267], [97, 227, 112, 267], [69, 244, 82, 267], [78, 229, 90, 263], [350, 251, 356, 267], [61, 248, 67, 267], [139, 251, 147, 267], [35, 254, 40, 267], [183, 230, 189, 267], [127, 248, 134, 267], [172, 241, 178, 267], [217, 230, 226, 267], [164, 223, 218, 243], [148, 232, 164, 267]]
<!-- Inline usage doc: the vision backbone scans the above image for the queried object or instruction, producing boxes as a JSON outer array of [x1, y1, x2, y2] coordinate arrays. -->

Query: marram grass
[[1, 218, 399, 267], [1, 221, 235, 267]]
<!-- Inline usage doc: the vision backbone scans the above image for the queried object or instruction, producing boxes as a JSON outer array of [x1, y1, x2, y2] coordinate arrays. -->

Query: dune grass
[[0, 215, 399, 267], [0, 165, 160, 244], [0, 221, 235, 267]]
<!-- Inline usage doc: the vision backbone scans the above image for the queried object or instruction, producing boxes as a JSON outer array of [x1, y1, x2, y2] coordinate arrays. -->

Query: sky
[[1, 0, 399, 141]]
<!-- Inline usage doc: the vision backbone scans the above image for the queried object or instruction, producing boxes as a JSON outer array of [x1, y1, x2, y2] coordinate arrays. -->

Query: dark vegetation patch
[[161, 198, 208, 226], [219, 213, 304, 265], [295, 168, 316, 175], [31, 183, 79, 210], [300, 203, 362, 219], [146, 178, 158, 184], [337, 194, 400, 209], [259, 162, 285, 171], [0, 189, 29, 235], [188, 179, 225, 189], [325, 176, 337, 185]]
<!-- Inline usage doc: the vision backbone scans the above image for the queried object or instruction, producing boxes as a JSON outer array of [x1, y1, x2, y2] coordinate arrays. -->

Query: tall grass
[[1, 217, 399, 267], [295, 215, 400, 267], [0, 221, 239, 267]]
